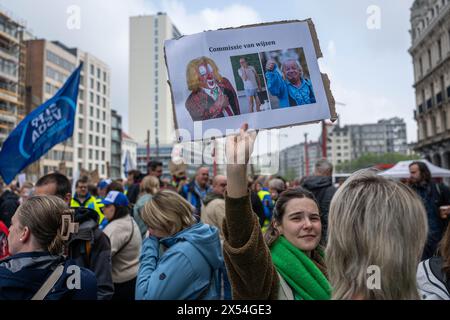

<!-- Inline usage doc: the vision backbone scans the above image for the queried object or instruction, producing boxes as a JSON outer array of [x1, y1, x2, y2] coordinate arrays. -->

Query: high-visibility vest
[[258, 190, 273, 234], [71, 196, 104, 224]]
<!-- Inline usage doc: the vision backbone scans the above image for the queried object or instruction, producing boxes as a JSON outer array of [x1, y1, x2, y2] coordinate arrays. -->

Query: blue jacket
[[136, 222, 223, 300], [180, 181, 211, 217], [265, 64, 316, 107], [0, 251, 97, 300]]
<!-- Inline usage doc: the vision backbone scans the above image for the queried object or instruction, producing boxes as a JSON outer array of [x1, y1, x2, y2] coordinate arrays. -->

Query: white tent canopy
[[378, 159, 450, 178]]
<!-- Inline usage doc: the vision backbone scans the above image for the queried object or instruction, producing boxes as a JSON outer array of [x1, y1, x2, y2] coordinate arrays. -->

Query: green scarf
[[270, 236, 331, 300]]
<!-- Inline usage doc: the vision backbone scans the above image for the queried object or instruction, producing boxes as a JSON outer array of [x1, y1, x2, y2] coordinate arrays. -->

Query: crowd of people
[[0, 124, 449, 300]]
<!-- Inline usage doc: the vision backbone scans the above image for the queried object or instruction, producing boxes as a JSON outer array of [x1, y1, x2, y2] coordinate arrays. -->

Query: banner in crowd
[[165, 20, 336, 142], [0, 63, 82, 184]]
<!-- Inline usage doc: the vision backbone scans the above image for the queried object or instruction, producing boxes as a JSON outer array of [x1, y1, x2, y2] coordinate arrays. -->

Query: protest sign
[[165, 20, 336, 142]]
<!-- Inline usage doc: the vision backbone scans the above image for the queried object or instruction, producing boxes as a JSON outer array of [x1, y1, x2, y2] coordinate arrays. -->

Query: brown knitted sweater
[[222, 194, 279, 299]]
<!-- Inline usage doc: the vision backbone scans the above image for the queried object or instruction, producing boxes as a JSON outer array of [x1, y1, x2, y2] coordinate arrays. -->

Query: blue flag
[[0, 63, 82, 184]]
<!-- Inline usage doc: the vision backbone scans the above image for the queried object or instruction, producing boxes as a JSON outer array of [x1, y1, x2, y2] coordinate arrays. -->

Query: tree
[[335, 152, 420, 173]]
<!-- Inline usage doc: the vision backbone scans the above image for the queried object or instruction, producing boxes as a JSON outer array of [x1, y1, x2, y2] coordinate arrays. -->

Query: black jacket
[[0, 251, 97, 300], [0, 191, 19, 228], [67, 207, 114, 300], [301, 176, 337, 243]]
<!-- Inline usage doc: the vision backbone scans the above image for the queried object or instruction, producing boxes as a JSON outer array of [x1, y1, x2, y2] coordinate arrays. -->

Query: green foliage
[[335, 152, 421, 173]]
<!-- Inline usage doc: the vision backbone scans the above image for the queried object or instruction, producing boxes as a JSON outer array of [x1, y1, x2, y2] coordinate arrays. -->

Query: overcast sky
[[2, 0, 416, 150]]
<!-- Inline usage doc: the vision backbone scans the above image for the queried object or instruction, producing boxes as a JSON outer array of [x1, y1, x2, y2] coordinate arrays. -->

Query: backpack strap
[[31, 264, 65, 300]]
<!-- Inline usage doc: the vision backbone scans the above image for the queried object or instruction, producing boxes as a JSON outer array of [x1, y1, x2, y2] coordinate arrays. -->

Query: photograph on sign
[[165, 20, 332, 142]]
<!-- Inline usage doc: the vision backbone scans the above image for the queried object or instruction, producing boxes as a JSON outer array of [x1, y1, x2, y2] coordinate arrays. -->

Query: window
[[102, 165, 105, 174], [419, 57, 423, 76], [155, 79, 158, 85], [79, 89, 84, 101], [103, 71, 107, 82], [103, 111, 106, 120], [78, 148, 83, 159], [96, 95, 100, 106], [95, 150, 99, 160], [102, 151, 105, 160], [97, 109, 100, 118], [155, 70, 158, 77], [103, 85, 106, 95], [103, 124, 106, 134], [96, 122, 100, 132], [428, 49, 432, 70], [90, 78, 94, 89], [78, 133, 83, 143], [78, 104, 83, 114], [90, 64, 94, 75], [95, 136, 99, 146], [90, 92, 94, 103], [102, 138, 105, 147], [89, 134, 93, 145], [438, 39, 442, 61], [103, 98, 106, 108], [90, 120, 93, 131], [97, 81, 100, 92], [78, 118, 83, 129], [90, 106, 94, 117]]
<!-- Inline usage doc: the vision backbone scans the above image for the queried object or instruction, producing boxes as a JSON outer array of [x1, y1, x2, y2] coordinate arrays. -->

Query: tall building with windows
[[129, 12, 182, 146], [326, 117, 408, 167], [74, 49, 111, 178], [110, 110, 122, 179], [410, 0, 450, 168], [25, 40, 111, 180], [25, 40, 77, 179], [0, 8, 26, 152]]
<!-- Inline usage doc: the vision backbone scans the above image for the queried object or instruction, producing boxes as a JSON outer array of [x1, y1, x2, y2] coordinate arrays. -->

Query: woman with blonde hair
[[133, 175, 160, 238], [326, 170, 428, 300], [136, 189, 222, 300], [0, 195, 97, 300]]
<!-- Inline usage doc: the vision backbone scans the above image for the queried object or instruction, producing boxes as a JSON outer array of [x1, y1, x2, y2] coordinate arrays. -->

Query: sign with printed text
[[165, 20, 335, 142]]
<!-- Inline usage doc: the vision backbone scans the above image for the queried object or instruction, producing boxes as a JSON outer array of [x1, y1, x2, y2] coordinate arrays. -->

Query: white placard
[[165, 21, 332, 142]]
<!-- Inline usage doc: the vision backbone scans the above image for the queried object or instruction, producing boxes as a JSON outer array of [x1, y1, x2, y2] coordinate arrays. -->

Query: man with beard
[[409, 161, 450, 260], [185, 56, 240, 121]]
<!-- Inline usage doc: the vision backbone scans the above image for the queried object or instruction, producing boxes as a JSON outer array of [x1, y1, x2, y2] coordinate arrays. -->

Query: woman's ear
[[273, 220, 283, 235], [20, 226, 31, 242]]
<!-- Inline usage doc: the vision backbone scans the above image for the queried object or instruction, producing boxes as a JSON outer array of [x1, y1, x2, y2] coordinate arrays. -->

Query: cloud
[[327, 40, 336, 59], [1, 0, 156, 132], [161, 0, 262, 34], [331, 82, 417, 143]]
